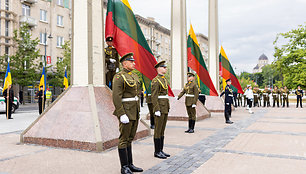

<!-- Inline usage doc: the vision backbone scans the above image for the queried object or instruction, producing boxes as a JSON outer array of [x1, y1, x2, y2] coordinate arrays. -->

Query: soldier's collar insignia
[[128, 72, 132, 75]]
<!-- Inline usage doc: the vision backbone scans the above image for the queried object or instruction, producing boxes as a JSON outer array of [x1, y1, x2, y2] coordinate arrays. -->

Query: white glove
[[175, 96, 179, 100], [120, 114, 129, 124], [192, 104, 196, 108], [155, 111, 161, 117], [110, 58, 116, 63], [116, 68, 119, 73]]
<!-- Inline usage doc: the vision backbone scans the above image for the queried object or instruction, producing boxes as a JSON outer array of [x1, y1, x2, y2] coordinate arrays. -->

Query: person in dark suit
[[220, 79, 234, 124], [37, 86, 46, 115], [3, 85, 14, 119]]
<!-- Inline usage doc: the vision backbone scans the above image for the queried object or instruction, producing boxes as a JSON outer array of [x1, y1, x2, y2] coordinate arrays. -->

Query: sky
[[128, 0, 306, 74]]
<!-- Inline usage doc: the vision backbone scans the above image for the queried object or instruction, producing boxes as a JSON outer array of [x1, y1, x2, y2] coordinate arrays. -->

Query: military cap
[[120, 52, 135, 63], [226, 79, 231, 82], [187, 72, 195, 77], [247, 84, 251, 87], [106, 37, 113, 42], [154, 61, 167, 68]]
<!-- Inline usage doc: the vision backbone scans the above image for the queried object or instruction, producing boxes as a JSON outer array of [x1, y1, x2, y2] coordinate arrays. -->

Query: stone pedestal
[[205, 96, 224, 112], [21, 87, 149, 151]]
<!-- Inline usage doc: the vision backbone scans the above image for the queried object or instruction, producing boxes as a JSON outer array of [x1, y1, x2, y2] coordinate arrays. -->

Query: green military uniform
[[272, 88, 280, 107], [146, 95, 155, 129], [262, 88, 271, 107], [243, 89, 247, 107], [253, 88, 259, 107], [281, 88, 289, 107], [257, 89, 262, 107], [237, 93, 242, 107], [178, 73, 199, 133], [105, 45, 119, 89], [151, 61, 170, 159], [112, 53, 143, 173]]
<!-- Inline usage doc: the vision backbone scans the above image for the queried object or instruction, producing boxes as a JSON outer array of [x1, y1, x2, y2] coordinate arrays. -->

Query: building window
[[57, 15, 63, 26], [5, 46, 9, 55], [5, 0, 9, 10], [5, 20, 9, 37], [57, 0, 63, 6], [22, 4, 31, 16], [40, 10, 47, 22], [57, 36, 64, 47], [40, 32, 47, 44]]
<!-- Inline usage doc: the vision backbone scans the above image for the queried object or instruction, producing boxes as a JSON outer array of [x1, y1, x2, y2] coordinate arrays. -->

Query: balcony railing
[[21, 0, 38, 4], [20, 15, 37, 27]]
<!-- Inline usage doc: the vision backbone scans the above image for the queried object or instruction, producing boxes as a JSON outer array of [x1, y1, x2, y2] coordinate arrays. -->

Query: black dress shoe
[[184, 129, 191, 133], [161, 151, 170, 157], [188, 129, 194, 133], [226, 121, 233, 124], [129, 164, 143, 172], [8, 118, 13, 119], [121, 165, 133, 174], [154, 152, 167, 159], [150, 125, 155, 129]]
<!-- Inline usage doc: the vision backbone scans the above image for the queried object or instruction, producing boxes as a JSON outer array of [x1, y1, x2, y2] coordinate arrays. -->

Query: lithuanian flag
[[187, 25, 218, 96], [219, 46, 243, 93], [105, 0, 174, 96]]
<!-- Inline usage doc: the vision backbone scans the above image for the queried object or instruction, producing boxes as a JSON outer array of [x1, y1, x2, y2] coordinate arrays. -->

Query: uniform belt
[[122, 96, 139, 102], [273, 94, 277, 96], [147, 94, 151, 96], [254, 94, 258, 96], [158, 95, 169, 99], [228, 94, 233, 97], [263, 93, 267, 95], [185, 94, 195, 97], [199, 94, 205, 96]]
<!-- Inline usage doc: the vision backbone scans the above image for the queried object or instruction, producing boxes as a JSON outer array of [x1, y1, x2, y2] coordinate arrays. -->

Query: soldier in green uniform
[[279, 87, 284, 106], [295, 86, 303, 108], [253, 86, 259, 107], [237, 92, 242, 107], [151, 61, 171, 159], [112, 53, 143, 174], [177, 72, 199, 133], [243, 87, 247, 107], [146, 94, 155, 129], [282, 86, 290, 107], [105, 36, 119, 89], [262, 86, 271, 107], [272, 86, 280, 107], [257, 88, 262, 107]]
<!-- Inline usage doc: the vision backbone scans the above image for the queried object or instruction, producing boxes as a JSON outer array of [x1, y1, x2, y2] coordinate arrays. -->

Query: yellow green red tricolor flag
[[105, 0, 174, 96], [219, 46, 243, 93], [187, 24, 218, 96], [2, 62, 12, 92]]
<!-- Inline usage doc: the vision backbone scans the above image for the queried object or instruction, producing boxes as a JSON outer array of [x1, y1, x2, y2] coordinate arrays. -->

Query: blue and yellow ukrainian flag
[[2, 62, 12, 92], [39, 67, 46, 94], [63, 67, 69, 89]]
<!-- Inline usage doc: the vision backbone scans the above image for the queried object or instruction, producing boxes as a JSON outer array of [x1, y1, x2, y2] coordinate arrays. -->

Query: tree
[[0, 23, 41, 90], [273, 24, 306, 89], [48, 40, 71, 88]]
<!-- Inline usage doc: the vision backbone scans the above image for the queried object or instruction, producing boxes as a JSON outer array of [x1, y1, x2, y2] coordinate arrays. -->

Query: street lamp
[[44, 28, 53, 67]]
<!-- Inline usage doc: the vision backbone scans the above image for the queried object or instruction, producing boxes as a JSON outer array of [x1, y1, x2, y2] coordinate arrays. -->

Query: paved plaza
[[0, 104, 306, 174]]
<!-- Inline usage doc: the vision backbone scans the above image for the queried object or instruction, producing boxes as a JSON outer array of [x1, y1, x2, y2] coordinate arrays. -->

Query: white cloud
[[129, 0, 306, 73]]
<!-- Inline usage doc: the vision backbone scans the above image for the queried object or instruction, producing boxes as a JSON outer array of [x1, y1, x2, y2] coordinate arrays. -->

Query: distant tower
[[253, 53, 269, 73]]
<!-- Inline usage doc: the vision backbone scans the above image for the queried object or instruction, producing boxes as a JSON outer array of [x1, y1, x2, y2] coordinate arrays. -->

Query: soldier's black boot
[[160, 136, 170, 157], [154, 138, 167, 159], [188, 120, 195, 133], [225, 112, 233, 124], [150, 116, 155, 129], [118, 148, 133, 174], [185, 120, 192, 133], [127, 146, 143, 172]]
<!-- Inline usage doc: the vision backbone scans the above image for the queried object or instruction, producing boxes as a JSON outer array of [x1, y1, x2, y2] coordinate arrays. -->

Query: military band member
[[105, 36, 119, 90], [253, 86, 259, 107], [282, 86, 290, 107], [257, 88, 262, 107], [295, 86, 303, 108], [146, 94, 155, 129], [272, 86, 280, 107], [177, 72, 199, 133], [220, 79, 234, 124], [112, 53, 143, 174], [151, 61, 170, 159], [243, 87, 247, 107], [237, 92, 242, 107], [262, 86, 271, 107]]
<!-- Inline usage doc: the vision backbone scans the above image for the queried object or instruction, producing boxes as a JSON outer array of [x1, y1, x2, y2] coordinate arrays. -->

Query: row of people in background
[[233, 85, 303, 108]]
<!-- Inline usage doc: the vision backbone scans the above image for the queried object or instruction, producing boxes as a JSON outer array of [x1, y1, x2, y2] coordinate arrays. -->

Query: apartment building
[[0, 0, 71, 70]]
